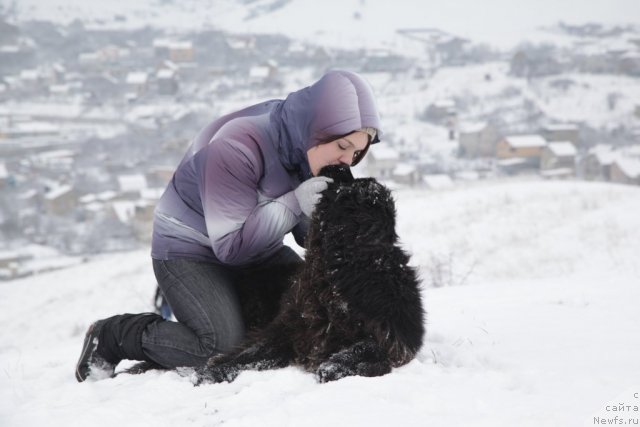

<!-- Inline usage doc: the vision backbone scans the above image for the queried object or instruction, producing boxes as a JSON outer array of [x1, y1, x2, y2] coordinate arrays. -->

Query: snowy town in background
[[1, 1, 640, 280]]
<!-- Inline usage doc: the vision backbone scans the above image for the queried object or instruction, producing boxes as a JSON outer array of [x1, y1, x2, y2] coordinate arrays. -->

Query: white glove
[[294, 176, 333, 217]]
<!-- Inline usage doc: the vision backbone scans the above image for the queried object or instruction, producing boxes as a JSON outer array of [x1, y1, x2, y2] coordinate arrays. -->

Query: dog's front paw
[[193, 364, 239, 386], [316, 362, 354, 383]]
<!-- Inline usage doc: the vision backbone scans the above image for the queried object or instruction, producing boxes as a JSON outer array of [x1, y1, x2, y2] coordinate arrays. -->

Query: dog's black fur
[[194, 165, 425, 384]]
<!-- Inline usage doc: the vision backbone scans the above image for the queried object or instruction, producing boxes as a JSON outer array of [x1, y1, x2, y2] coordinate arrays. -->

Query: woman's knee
[[197, 320, 245, 357]]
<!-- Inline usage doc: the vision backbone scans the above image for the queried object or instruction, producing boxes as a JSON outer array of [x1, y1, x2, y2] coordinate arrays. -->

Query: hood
[[270, 70, 382, 179]]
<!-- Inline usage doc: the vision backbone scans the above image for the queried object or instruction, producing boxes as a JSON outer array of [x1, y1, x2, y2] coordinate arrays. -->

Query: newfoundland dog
[[194, 165, 425, 384]]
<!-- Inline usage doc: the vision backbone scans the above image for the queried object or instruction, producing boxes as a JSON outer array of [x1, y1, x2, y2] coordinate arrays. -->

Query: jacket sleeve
[[201, 138, 303, 265]]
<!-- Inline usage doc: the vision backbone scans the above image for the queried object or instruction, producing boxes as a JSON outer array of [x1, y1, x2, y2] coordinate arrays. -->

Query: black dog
[[194, 165, 425, 384]]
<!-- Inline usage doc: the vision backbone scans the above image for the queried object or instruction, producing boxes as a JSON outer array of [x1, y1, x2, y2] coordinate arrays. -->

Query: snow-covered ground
[[3, 0, 640, 50], [1, 179, 639, 426], [371, 62, 640, 130]]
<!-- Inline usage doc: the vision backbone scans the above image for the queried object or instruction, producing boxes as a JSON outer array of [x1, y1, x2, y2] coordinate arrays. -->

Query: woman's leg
[[76, 248, 301, 381], [142, 258, 245, 368]]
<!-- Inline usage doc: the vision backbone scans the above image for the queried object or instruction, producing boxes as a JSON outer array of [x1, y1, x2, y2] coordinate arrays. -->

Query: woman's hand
[[294, 177, 333, 217]]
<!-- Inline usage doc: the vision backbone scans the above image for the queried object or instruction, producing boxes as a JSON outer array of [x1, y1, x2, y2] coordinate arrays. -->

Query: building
[[541, 124, 580, 146], [610, 157, 640, 185], [126, 72, 149, 97], [226, 35, 256, 51], [392, 163, 421, 186], [168, 41, 194, 63], [540, 141, 577, 177], [248, 61, 279, 86], [424, 99, 456, 124], [618, 52, 640, 76], [0, 251, 31, 280], [152, 39, 171, 58], [496, 134, 547, 175], [117, 174, 148, 199], [496, 135, 547, 164], [146, 165, 175, 187], [0, 162, 8, 189], [44, 185, 76, 216], [157, 69, 178, 95], [458, 122, 498, 158], [366, 146, 400, 179], [582, 145, 616, 181]]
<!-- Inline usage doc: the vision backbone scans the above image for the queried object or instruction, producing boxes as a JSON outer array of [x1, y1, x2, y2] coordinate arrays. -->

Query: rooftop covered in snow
[[503, 135, 547, 148]]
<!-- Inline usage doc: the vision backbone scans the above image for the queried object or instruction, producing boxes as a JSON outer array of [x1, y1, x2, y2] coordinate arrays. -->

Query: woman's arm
[[200, 138, 302, 265]]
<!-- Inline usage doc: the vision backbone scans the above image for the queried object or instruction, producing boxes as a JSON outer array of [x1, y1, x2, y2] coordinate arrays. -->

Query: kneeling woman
[[75, 70, 382, 381]]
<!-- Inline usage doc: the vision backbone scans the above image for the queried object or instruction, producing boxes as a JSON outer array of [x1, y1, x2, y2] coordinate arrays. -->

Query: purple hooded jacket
[[151, 70, 382, 265]]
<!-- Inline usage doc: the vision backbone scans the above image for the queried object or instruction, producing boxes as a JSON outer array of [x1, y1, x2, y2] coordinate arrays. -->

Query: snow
[[4, 0, 640, 50], [79, 194, 97, 204], [157, 69, 175, 79], [2, 121, 61, 136], [423, 174, 454, 190], [504, 135, 547, 148], [97, 190, 117, 201], [497, 158, 528, 167], [111, 200, 136, 223], [118, 174, 147, 193], [44, 184, 72, 200], [140, 188, 165, 201], [169, 41, 193, 50], [249, 66, 270, 79], [0, 244, 83, 279], [393, 163, 416, 176], [547, 141, 577, 157], [459, 121, 488, 134], [589, 144, 616, 165], [370, 145, 400, 161], [539, 167, 574, 177], [542, 124, 579, 132], [531, 73, 640, 127], [2, 180, 638, 425], [615, 157, 640, 178], [125, 72, 148, 85], [0, 102, 84, 119]]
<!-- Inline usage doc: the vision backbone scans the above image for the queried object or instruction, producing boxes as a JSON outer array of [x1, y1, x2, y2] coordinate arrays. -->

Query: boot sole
[[75, 323, 99, 382]]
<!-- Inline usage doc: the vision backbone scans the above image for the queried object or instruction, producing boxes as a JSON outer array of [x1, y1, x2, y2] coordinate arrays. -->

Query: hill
[[3, 0, 639, 49], [1, 179, 639, 426]]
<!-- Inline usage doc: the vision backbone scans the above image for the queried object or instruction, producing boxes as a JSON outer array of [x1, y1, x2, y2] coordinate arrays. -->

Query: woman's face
[[307, 131, 369, 176]]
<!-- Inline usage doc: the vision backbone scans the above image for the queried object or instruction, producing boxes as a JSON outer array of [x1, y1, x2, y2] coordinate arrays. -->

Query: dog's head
[[318, 164, 354, 186], [311, 165, 397, 249]]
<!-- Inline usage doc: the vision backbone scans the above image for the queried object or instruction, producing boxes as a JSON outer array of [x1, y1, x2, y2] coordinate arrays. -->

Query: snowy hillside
[[364, 62, 640, 140], [1, 180, 639, 426], [3, 0, 640, 49]]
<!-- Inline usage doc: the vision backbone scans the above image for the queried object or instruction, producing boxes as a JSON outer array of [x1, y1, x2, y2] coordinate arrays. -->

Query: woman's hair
[[316, 131, 373, 166]]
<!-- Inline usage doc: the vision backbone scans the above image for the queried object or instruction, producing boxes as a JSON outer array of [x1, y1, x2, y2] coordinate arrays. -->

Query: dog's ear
[[318, 165, 354, 185]]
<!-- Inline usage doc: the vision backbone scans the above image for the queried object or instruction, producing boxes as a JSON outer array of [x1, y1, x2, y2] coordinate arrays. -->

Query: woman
[[75, 70, 382, 381]]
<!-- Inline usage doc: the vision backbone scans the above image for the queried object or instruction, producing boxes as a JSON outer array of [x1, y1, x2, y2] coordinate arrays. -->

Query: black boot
[[75, 319, 118, 382], [75, 313, 163, 382]]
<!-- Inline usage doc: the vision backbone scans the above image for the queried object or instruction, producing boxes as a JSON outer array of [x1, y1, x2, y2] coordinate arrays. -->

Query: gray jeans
[[143, 246, 302, 368]]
